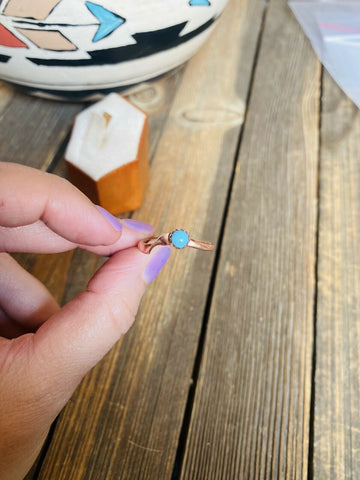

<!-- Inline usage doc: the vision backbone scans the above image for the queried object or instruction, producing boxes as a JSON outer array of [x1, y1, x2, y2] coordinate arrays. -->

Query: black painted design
[[27, 17, 216, 67], [14, 20, 99, 27], [0, 54, 10, 63]]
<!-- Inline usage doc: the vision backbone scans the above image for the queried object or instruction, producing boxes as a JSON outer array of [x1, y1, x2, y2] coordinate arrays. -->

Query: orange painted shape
[[16, 28, 77, 51], [0, 24, 27, 47]]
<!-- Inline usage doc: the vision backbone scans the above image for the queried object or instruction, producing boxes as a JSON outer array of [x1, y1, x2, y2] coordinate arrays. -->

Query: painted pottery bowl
[[0, 0, 228, 100]]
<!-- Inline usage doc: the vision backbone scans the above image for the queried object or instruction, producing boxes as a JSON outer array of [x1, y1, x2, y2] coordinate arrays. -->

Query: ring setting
[[169, 229, 190, 249], [138, 229, 214, 254]]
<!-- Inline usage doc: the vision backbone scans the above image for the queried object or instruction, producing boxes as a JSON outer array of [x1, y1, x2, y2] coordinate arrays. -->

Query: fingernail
[[122, 218, 154, 234], [143, 246, 171, 283], [96, 206, 123, 232]]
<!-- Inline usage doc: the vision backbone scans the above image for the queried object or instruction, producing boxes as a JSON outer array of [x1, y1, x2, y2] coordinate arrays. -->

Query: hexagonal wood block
[[65, 93, 149, 214]]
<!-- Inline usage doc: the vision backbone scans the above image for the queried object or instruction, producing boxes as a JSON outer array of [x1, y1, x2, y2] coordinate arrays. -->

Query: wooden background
[[0, 0, 358, 478]]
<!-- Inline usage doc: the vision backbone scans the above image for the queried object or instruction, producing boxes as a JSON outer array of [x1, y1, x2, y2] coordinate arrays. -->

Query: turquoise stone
[[171, 229, 189, 249]]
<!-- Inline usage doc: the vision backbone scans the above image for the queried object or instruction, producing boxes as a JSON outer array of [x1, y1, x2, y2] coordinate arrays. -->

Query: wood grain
[[129, 68, 185, 161], [0, 87, 81, 170], [34, 0, 266, 478], [18, 76, 181, 480], [0, 81, 14, 112], [314, 73, 360, 479], [180, 0, 320, 478], [18, 72, 186, 480]]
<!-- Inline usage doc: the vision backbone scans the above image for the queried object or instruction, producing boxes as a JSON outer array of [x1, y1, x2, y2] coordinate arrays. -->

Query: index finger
[[0, 162, 122, 247]]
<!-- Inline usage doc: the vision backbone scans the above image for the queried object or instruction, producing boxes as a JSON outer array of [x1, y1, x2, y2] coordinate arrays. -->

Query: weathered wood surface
[[31, 0, 266, 478], [314, 73, 360, 479], [2, 0, 360, 478], [0, 86, 81, 171], [180, 0, 320, 478], [1, 58, 184, 480], [18, 72, 184, 480]]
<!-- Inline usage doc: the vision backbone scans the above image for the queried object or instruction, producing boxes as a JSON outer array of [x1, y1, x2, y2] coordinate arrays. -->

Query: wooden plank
[[12, 68, 185, 292], [0, 87, 81, 170], [313, 73, 360, 478], [35, 0, 266, 478], [51, 69, 185, 183], [0, 66, 182, 175], [5, 66, 183, 480], [180, 0, 320, 478], [19, 61, 186, 480], [5, 61, 181, 480], [128, 68, 185, 162], [0, 81, 14, 112], [10, 66, 185, 313]]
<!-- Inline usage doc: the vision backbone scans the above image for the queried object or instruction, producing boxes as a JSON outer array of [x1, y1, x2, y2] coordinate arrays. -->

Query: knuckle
[[87, 290, 138, 335]]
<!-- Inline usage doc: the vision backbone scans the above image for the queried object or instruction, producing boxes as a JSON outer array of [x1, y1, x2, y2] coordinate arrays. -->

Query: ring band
[[138, 229, 215, 254]]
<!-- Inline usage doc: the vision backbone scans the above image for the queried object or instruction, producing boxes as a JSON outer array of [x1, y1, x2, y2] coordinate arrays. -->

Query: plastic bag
[[289, 1, 360, 108]]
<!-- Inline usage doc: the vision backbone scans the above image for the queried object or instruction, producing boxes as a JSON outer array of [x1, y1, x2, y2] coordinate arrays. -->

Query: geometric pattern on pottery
[[85, 2, 125, 42], [3, 0, 62, 20], [0, 23, 27, 47], [0, 0, 227, 97], [28, 18, 216, 66], [15, 28, 77, 51]]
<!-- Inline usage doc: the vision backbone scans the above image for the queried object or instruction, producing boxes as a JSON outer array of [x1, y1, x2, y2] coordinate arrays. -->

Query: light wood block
[[65, 93, 149, 214]]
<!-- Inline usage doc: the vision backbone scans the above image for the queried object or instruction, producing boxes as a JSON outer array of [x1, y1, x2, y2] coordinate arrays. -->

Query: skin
[[0, 162, 168, 479]]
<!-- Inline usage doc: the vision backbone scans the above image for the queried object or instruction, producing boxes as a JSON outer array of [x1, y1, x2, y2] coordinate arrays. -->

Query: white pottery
[[0, 0, 228, 100]]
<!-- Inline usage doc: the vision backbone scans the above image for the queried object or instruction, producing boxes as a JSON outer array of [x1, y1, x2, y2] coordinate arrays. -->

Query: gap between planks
[[171, 2, 270, 477]]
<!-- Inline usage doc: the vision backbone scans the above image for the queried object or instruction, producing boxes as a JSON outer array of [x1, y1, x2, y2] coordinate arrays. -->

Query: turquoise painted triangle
[[189, 0, 211, 5], [85, 1, 125, 42]]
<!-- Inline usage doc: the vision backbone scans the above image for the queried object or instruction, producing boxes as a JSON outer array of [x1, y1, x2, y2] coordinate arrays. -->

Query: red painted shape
[[0, 24, 28, 48]]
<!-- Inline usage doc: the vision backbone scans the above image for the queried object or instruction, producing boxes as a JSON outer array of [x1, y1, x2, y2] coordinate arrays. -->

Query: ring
[[137, 229, 215, 254]]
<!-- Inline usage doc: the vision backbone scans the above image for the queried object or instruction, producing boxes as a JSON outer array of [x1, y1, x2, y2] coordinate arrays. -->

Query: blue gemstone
[[190, 0, 211, 5], [171, 230, 189, 249]]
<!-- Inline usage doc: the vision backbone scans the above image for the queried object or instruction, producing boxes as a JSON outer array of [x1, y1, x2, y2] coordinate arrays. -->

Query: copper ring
[[138, 229, 215, 254]]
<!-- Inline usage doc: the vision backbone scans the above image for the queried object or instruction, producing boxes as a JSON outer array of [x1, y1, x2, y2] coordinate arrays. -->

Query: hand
[[0, 162, 170, 479]]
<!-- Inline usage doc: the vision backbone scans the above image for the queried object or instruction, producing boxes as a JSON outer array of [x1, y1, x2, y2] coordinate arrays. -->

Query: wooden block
[[65, 93, 149, 214]]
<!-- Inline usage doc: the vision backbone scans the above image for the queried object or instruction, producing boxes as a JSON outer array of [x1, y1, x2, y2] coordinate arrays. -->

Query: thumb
[[29, 246, 171, 404]]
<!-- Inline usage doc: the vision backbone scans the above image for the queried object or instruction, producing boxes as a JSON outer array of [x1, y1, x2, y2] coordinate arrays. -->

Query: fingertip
[[29, 245, 172, 388], [142, 246, 171, 284], [121, 218, 155, 235], [83, 218, 155, 256], [93, 205, 123, 246], [95, 206, 123, 232]]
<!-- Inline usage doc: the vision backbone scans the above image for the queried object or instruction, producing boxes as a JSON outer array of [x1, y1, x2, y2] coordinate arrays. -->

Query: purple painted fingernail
[[96, 206, 122, 231], [143, 246, 171, 283], [122, 218, 154, 233]]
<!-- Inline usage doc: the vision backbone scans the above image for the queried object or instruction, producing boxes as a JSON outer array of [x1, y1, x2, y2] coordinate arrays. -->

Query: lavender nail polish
[[96, 206, 122, 231], [122, 218, 154, 233], [143, 247, 171, 283]]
